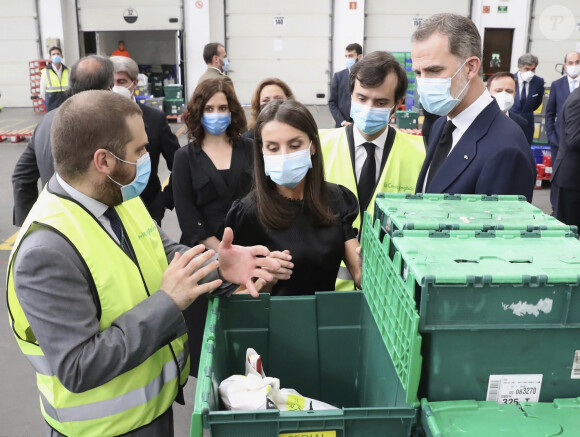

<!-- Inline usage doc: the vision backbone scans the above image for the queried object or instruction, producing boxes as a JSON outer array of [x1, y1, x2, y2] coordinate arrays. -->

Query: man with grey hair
[[512, 53, 545, 144], [412, 13, 536, 201], [12, 55, 115, 226], [111, 56, 180, 224], [7, 90, 280, 436]]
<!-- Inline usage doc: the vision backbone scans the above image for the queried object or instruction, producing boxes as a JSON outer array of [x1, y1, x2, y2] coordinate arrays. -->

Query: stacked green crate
[[421, 398, 580, 436], [374, 193, 576, 236], [392, 52, 416, 108], [389, 225, 580, 402], [192, 291, 420, 437]]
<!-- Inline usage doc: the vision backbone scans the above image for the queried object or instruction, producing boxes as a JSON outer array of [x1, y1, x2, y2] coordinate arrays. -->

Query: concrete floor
[[0, 106, 552, 436]]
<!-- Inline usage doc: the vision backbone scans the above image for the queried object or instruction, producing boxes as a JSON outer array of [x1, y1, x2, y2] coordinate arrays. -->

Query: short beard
[[98, 166, 132, 206]]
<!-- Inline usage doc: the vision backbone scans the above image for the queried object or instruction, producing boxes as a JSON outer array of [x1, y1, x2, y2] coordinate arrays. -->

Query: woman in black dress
[[226, 99, 361, 296], [173, 77, 252, 373]]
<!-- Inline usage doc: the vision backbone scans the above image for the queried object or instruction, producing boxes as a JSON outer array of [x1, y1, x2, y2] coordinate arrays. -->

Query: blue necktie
[[104, 207, 133, 259], [520, 82, 527, 107]]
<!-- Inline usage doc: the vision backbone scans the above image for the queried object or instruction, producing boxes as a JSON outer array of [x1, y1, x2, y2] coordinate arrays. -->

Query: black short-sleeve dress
[[225, 183, 359, 296]]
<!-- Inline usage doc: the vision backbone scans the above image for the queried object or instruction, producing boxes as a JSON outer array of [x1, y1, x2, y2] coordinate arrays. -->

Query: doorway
[[483, 28, 515, 81]]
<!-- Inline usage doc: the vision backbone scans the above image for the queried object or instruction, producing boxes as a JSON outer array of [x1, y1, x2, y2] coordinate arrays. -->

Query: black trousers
[[553, 181, 580, 229]]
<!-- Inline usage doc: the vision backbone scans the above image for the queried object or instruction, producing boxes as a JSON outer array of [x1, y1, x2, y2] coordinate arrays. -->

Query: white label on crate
[[571, 350, 580, 379], [501, 298, 553, 317], [486, 374, 543, 404], [545, 167, 552, 174]]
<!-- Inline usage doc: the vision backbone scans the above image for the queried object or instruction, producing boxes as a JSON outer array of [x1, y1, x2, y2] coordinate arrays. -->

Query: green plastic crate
[[144, 96, 164, 111], [421, 398, 580, 437], [387, 225, 580, 402], [396, 111, 419, 129], [374, 193, 576, 236], [191, 293, 418, 437], [164, 98, 184, 115], [163, 84, 183, 99]]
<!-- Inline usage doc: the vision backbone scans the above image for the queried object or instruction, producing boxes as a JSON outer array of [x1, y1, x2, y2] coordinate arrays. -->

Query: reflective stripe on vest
[[319, 126, 425, 290], [7, 187, 188, 436], [44, 66, 69, 93], [39, 349, 186, 423]]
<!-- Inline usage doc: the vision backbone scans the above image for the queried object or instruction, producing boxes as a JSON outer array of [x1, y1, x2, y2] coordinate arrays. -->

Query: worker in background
[[511, 53, 545, 144], [319, 51, 426, 290], [39, 46, 69, 112], [7, 90, 280, 437], [412, 13, 536, 202], [545, 51, 580, 213], [329, 43, 363, 128], [111, 56, 180, 225], [112, 40, 131, 57], [13, 55, 114, 226], [486, 71, 528, 135], [198, 42, 234, 89]]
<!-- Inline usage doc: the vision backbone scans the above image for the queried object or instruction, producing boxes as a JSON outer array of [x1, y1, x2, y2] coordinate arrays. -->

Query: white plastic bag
[[218, 348, 338, 411]]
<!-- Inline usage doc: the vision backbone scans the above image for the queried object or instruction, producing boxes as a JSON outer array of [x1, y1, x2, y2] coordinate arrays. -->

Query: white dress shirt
[[422, 89, 494, 192], [56, 173, 120, 244], [568, 75, 579, 93], [353, 125, 390, 183]]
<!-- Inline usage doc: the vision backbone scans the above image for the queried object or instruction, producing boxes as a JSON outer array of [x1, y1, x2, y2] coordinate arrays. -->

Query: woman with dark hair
[[173, 77, 253, 373], [243, 77, 295, 141], [226, 99, 361, 295]]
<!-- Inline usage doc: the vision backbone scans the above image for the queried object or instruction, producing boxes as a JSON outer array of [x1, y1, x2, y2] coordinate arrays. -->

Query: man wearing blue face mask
[[7, 90, 280, 437], [320, 51, 426, 290], [198, 42, 234, 90], [39, 46, 70, 112], [329, 43, 363, 128], [412, 13, 536, 202]]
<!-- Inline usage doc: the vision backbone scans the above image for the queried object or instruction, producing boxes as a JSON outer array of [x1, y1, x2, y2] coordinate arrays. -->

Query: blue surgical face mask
[[346, 58, 356, 69], [350, 99, 394, 135], [263, 143, 313, 188], [108, 152, 151, 202], [52, 55, 62, 64], [202, 112, 231, 135], [222, 57, 230, 73], [417, 58, 471, 116]]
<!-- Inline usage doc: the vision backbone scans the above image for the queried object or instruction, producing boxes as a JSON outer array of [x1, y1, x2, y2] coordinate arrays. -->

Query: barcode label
[[486, 374, 542, 404], [571, 350, 580, 379]]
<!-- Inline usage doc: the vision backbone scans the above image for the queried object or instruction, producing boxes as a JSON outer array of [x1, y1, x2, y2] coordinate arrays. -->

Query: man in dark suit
[[411, 13, 536, 202], [546, 51, 580, 211], [12, 55, 114, 226], [486, 71, 529, 136], [329, 43, 362, 128], [110, 56, 180, 224], [551, 87, 580, 228], [511, 53, 545, 144]]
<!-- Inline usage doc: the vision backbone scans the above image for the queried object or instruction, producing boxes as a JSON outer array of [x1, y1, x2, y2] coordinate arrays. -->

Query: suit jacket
[[12, 102, 179, 227], [13, 175, 199, 437], [416, 100, 536, 202], [329, 68, 352, 128], [508, 109, 529, 137], [512, 72, 545, 143], [138, 103, 180, 223], [197, 67, 234, 88], [551, 87, 580, 190], [172, 136, 254, 246], [545, 75, 571, 149]]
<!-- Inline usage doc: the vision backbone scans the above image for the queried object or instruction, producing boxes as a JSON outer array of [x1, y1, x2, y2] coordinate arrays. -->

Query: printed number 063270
[[515, 387, 537, 395]]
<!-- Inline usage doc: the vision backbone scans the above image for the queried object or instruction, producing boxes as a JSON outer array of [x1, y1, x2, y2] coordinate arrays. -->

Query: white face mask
[[493, 91, 515, 113], [520, 70, 535, 82], [566, 65, 580, 79], [112, 83, 134, 99]]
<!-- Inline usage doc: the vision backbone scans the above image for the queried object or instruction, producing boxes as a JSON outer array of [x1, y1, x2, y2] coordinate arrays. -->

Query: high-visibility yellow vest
[[6, 188, 189, 437], [319, 126, 425, 290], [43, 65, 69, 111]]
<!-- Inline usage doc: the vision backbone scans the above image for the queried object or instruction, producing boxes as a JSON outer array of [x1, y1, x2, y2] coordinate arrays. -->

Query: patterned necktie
[[104, 207, 132, 259], [357, 142, 377, 211], [426, 120, 456, 187]]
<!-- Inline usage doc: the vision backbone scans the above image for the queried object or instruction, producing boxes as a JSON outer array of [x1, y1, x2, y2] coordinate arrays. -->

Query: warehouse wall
[[471, 0, 530, 74], [332, 0, 365, 75]]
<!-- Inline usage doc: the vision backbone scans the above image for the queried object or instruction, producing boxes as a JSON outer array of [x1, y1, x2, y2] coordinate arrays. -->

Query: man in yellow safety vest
[[40, 46, 70, 112], [320, 51, 426, 290]]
